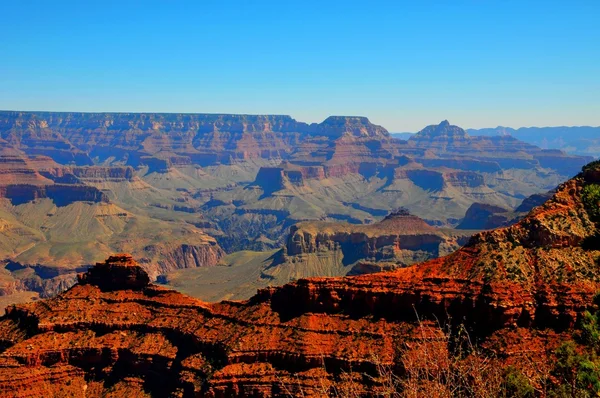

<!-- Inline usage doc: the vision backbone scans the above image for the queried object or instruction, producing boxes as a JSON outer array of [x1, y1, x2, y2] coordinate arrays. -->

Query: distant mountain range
[[393, 125, 600, 157]]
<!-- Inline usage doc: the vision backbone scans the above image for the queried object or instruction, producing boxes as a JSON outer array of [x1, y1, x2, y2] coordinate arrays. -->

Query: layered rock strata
[[285, 209, 470, 266], [0, 164, 598, 396]]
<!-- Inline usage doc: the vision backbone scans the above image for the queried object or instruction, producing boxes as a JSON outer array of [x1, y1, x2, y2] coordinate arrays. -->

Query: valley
[[0, 160, 599, 395], [2, 2, 598, 395], [0, 111, 593, 306]]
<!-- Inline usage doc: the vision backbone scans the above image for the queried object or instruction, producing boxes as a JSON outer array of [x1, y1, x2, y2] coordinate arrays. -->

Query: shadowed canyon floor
[[0, 162, 599, 396]]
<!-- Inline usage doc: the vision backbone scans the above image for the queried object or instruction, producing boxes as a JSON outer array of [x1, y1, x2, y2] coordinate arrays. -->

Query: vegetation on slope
[[583, 183, 600, 222]]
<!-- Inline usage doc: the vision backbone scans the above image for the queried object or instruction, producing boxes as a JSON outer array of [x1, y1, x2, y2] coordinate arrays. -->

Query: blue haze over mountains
[[393, 126, 600, 158]]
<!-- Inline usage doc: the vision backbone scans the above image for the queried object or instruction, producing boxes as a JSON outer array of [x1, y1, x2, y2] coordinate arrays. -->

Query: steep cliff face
[[0, 147, 224, 302], [285, 210, 470, 268], [0, 184, 108, 206], [0, 150, 131, 206], [68, 166, 135, 181], [393, 169, 485, 191], [141, 242, 225, 281], [0, 163, 597, 396], [0, 238, 224, 300], [457, 190, 557, 231], [0, 111, 391, 167], [0, 194, 225, 300], [1, 112, 588, 176], [456, 203, 512, 230], [0, 154, 55, 185], [317, 116, 389, 138], [411, 119, 470, 140]]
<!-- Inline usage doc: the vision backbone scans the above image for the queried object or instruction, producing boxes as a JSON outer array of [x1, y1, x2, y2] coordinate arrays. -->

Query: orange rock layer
[[0, 167, 598, 396]]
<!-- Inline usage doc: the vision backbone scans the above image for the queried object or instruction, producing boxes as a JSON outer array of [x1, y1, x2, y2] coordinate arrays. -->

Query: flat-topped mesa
[[77, 254, 150, 291], [317, 116, 390, 138]]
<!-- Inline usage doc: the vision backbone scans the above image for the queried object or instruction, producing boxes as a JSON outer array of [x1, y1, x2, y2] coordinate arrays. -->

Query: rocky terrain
[[160, 210, 472, 302], [0, 161, 598, 396], [0, 148, 224, 303], [284, 209, 471, 272], [0, 111, 593, 307], [203, 119, 590, 250], [456, 191, 554, 230]]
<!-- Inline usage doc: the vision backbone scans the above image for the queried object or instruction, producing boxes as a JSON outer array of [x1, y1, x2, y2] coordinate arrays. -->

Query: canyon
[[161, 209, 473, 302], [0, 111, 593, 306], [0, 161, 598, 396]]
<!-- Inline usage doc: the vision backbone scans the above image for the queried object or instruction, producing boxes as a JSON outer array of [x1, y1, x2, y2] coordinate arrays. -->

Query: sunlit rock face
[[0, 163, 598, 396]]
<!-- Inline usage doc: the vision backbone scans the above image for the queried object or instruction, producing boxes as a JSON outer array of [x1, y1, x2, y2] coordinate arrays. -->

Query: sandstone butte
[[0, 163, 598, 397]]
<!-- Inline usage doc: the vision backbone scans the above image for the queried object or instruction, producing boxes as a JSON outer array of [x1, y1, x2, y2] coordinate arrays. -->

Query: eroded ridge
[[0, 164, 599, 396]]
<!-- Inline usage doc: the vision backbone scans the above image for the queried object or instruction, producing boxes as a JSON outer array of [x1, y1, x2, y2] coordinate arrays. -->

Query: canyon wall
[[0, 161, 598, 395]]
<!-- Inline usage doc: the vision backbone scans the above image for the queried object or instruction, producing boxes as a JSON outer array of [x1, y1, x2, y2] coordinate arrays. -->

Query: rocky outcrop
[[0, 111, 391, 167], [515, 191, 554, 213], [0, 183, 108, 206], [78, 254, 150, 290], [411, 119, 470, 140], [0, 164, 598, 395], [0, 240, 224, 300], [408, 120, 593, 177], [394, 168, 485, 191], [142, 243, 225, 280], [456, 203, 511, 230], [317, 116, 389, 138], [2, 112, 588, 176], [68, 166, 135, 181], [457, 191, 557, 230], [285, 210, 471, 266], [0, 112, 592, 248], [0, 151, 129, 206]]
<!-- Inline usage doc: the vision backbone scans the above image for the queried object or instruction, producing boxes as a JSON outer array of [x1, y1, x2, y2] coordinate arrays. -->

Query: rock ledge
[[77, 253, 150, 291]]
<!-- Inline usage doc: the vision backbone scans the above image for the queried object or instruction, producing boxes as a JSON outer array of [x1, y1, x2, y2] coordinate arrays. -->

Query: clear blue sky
[[1, 0, 598, 131]]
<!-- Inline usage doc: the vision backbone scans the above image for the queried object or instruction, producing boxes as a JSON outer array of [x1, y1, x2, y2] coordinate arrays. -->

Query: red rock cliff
[[0, 164, 598, 396]]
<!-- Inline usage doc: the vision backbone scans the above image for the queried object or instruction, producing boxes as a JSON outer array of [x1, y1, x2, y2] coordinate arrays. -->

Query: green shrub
[[548, 294, 600, 397], [582, 184, 600, 221], [501, 366, 534, 397], [580, 310, 600, 350], [577, 359, 600, 396]]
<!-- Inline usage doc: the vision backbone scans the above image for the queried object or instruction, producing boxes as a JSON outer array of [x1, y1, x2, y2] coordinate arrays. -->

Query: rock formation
[[468, 125, 600, 157], [0, 149, 225, 302], [0, 112, 592, 252], [78, 254, 150, 290], [0, 162, 598, 396], [0, 113, 593, 309], [457, 191, 556, 230], [285, 209, 470, 266], [456, 203, 512, 230]]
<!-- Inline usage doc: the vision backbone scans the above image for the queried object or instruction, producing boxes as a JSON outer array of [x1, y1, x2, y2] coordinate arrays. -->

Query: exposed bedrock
[[142, 242, 225, 281], [0, 242, 224, 299], [285, 211, 469, 267], [0, 184, 108, 206], [456, 203, 511, 230], [394, 169, 485, 191], [0, 162, 599, 395]]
